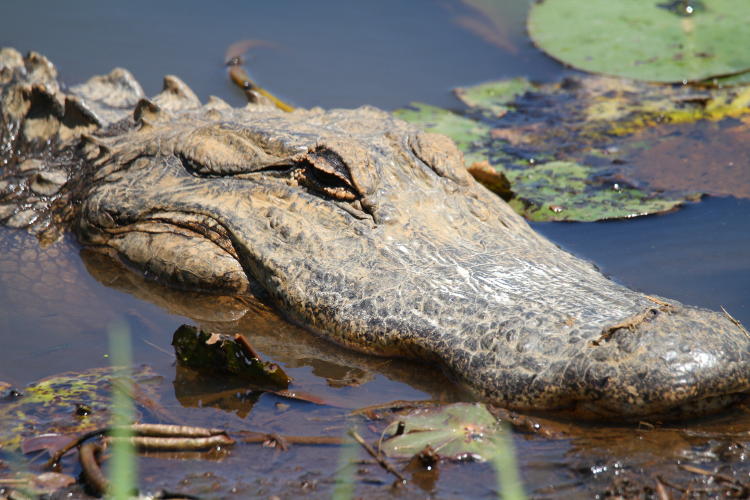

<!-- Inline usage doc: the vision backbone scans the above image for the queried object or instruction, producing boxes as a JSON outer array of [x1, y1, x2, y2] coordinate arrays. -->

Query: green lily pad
[[0, 366, 160, 451], [380, 403, 507, 462], [711, 70, 750, 86], [453, 77, 532, 117], [527, 0, 750, 83]]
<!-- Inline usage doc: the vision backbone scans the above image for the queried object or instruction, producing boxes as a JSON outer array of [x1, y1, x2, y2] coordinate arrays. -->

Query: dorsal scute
[[133, 98, 162, 127], [69, 67, 144, 127], [152, 75, 201, 112], [23, 51, 59, 93]]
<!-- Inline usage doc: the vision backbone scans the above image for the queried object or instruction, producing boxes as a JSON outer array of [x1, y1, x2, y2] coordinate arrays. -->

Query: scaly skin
[[1, 48, 748, 418]]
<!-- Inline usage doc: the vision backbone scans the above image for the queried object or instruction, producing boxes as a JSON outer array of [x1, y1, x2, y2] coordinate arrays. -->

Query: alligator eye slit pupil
[[309, 148, 351, 180], [178, 154, 204, 176], [305, 164, 356, 195], [255, 163, 295, 176]]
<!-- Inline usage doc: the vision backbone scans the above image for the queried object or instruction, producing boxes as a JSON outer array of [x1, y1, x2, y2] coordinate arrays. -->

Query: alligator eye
[[296, 147, 359, 201]]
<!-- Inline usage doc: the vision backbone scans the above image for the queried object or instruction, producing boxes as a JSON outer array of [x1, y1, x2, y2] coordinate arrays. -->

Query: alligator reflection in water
[[1, 47, 749, 419], [80, 247, 469, 409]]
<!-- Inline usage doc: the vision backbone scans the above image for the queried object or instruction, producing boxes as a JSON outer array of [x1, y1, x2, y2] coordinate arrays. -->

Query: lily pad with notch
[[527, 0, 750, 83]]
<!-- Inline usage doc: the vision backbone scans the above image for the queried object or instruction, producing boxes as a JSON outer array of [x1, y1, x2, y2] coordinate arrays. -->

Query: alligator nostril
[[595, 376, 610, 389], [95, 210, 115, 228]]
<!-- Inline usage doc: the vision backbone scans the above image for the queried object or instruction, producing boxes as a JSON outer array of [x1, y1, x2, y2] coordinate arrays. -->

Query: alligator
[[1, 47, 749, 419]]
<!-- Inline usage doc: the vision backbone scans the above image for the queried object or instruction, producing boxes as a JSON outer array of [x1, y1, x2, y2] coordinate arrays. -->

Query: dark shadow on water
[[78, 247, 472, 410]]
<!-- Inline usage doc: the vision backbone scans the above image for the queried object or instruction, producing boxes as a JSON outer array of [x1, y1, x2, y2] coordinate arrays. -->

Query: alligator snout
[[572, 304, 750, 417], [400, 240, 750, 419]]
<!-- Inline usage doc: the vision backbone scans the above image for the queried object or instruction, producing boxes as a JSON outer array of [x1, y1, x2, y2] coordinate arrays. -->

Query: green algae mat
[[396, 75, 750, 221], [0, 366, 161, 451], [397, 0, 750, 221]]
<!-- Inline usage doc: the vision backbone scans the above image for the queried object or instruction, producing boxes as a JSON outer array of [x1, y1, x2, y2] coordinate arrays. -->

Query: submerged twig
[[350, 399, 441, 418], [110, 434, 234, 451], [270, 388, 340, 407], [129, 423, 227, 437], [79, 442, 108, 497], [236, 430, 346, 448], [348, 429, 406, 483], [46, 428, 110, 470], [656, 475, 686, 493], [655, 478, 672, 500], [45, 424, 234, 469], [721, 306, 750, 339], [678, 463, 736, 483], [141, 338, 174, 357]]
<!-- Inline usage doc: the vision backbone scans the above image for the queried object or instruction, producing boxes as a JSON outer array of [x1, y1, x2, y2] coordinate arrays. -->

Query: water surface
[[1, 1, 749, 498]]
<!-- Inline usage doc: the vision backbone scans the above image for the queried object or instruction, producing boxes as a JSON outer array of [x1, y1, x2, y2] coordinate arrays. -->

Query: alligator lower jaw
[[78, 214, 254, 294]]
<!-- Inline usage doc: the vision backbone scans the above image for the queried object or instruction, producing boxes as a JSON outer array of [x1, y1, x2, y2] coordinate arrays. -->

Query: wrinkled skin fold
[[1, 47, 749, 419]]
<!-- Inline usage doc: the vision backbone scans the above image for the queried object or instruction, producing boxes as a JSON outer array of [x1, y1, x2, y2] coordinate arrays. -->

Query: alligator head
[[2, 48, 749, 419]]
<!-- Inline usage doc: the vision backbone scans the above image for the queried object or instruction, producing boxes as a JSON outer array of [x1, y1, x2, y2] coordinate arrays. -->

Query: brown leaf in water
[[205, 333, 222, 345], [21, 434, 77, 457], [489, 126, 537, 146], [467, 160, 512, 200]]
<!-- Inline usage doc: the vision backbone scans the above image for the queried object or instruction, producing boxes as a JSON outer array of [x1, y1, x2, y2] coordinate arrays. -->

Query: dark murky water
[[1, 1, 749, 498]]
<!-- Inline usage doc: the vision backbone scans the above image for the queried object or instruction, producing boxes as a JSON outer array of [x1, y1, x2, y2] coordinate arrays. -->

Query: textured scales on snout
[[2, 47, 749, 419]]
